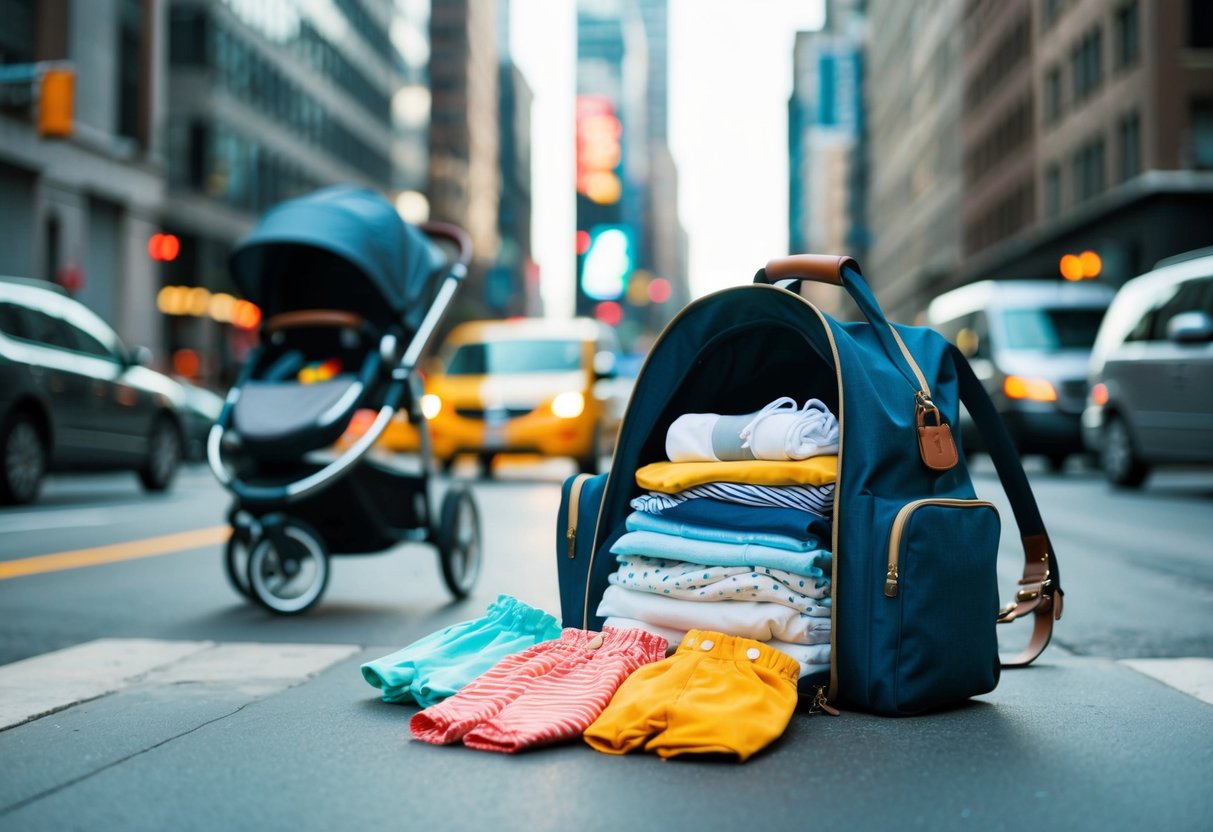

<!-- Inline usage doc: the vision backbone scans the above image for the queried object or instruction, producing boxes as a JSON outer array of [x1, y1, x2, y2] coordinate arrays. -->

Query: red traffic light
[[148, 233, 180, 262]]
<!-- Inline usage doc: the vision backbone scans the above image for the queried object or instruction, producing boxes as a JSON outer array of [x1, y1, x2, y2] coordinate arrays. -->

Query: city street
[[0, 455, 1210, 831]]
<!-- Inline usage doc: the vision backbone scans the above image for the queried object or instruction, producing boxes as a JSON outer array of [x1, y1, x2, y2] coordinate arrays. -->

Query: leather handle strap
[[949, 344, 1063, 667], [264, 309, 366, 333], [761, 254, 857, 286]]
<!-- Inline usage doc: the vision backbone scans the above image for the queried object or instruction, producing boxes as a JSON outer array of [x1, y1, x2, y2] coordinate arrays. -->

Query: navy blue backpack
[[556, 255, 1063, 716]]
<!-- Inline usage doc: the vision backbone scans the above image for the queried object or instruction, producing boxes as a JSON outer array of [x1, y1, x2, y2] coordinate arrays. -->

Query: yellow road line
[[0, 526, 232, 581]]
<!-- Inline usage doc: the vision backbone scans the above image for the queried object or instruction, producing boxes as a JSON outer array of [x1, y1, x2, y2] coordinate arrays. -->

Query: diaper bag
[[555, 255, 1063, 716]]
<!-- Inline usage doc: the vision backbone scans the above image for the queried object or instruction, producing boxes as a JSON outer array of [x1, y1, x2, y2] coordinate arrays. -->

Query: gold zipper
[[566, 473, 592, 559], [810, 685, 840, 716], [884, 498, 999, 597]]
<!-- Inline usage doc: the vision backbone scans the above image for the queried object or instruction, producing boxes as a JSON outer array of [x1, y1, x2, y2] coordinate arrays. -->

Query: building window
[[1045, 164, 1062, 218], [1073, 136, 1107, 203], [1118, 111, 1141, 180], [117, 0, 142, 142], [0, 0, 36, 63], [1041, 0, 1066, 32], [1071, 26, 1104, 105], [1192, 0, 1213, 48], [1193, 102, 1213, 169], [1044, 66, 1063, 125], [1114, 2, 1140, 70]]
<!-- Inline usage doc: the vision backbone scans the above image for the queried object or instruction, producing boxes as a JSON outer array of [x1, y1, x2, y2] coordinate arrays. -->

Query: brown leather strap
[[997, 533, 1063, 667], [264, 309, 365, 333], [764, 254, 858, 285]]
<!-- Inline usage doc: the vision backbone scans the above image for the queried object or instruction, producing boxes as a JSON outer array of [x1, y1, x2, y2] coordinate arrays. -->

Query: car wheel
[[139, 416, 182, 492], [1101, 415, 1149, 488], [0, 411, 47, 505], [576, 426, 603, 475], [1045, 453, 1068, 473], [436, 485, 481, 599], [247, 518, 329, 615]]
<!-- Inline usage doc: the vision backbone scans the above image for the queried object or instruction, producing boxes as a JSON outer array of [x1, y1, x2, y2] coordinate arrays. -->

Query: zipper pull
[[566, 526, 576, 558], [811, 686, 840, 716], [884, 564, 899, 597]]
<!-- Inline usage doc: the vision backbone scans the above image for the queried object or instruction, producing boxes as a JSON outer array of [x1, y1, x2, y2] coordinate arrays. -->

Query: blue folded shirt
[[629, 495, 833, 541], [625, 510, 823, 552]]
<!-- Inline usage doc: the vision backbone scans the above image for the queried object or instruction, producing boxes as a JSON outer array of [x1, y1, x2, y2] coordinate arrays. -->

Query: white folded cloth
[[603, 617, 830, 679], [596, 585, 831, 645], [665, 397, 839, 462]]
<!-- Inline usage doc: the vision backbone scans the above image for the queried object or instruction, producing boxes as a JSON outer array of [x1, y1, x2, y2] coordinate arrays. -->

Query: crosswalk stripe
[[1120, 658, 1213, 707], [0, 638, 359, 730], [0, 526, 231, 581]]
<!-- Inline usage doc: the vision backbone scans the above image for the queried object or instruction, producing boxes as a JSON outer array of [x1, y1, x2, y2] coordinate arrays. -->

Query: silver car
[[1083, 249, 1213, 487]]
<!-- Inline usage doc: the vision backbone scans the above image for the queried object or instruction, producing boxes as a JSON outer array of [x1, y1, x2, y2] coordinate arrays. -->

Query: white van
[[926, 280, 1115, 470]]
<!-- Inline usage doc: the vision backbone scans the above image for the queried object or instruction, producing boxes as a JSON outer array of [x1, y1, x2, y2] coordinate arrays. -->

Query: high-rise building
[[864, 0, 963, 321], [429, 0, 501, 322], [0, 0, 168, 356], [161, 0, 417, 384], [961, 0, 1213, 289], [576, 0, 684, 346], [788, 0, 867, 315], [494, 0, 538, 317]]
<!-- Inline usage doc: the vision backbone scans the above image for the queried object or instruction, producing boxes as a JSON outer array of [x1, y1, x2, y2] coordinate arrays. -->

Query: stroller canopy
[[229, 186, 447, 332]]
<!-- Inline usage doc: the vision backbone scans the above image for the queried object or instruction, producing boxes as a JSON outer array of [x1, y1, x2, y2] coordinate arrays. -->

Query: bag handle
[[756, 256, 932, 399], [948, 344, 1064, 667]]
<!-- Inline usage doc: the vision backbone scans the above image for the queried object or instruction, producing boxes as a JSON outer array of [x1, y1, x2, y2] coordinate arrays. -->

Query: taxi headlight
[[1003, 376, 1057, 402], [420, 393, 442, 420], [551, 391, 586, 419]]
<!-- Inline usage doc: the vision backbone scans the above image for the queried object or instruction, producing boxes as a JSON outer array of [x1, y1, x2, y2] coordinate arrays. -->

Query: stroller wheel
[[224, 535, 254, 600], [247, 518, 330, 615], [437, 485, 481, 599]]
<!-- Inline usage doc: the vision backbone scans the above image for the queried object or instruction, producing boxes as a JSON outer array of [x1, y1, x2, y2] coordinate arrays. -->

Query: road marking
[[0, 526, 231, 581], [0, 508, 121, 534], [1121, 658, 1213, 707], [0, 638, 359, 730]]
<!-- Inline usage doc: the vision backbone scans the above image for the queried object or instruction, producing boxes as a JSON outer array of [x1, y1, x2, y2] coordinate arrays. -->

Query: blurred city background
[[3, 0, 1210, 390]]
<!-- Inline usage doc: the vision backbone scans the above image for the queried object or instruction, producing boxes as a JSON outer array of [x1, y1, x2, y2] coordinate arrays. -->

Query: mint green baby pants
[[361, 595, 562, 707]]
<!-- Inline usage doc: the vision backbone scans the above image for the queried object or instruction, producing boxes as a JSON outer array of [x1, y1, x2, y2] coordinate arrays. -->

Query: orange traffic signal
[[37, 67, 74, 138]]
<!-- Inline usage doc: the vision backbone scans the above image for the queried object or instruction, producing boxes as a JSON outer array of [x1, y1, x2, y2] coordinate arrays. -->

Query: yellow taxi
[[342, 317, 626, 476]]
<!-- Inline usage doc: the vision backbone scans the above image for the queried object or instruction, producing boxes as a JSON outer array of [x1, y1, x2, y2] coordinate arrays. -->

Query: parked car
[[1083, 248, 1213, 487], [341, 317, 627, 476], [926, 279, 1115, 470], [174, 378, 225, 462], [0, 276, 188, 504]]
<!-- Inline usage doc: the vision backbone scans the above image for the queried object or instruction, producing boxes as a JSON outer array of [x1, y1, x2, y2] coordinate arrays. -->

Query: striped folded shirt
[[631, 480, 835, 516]]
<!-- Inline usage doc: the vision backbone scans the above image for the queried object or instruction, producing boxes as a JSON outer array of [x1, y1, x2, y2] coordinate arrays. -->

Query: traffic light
[[37, 67, 73, 139], [576, 96, 623, 206], [580, 225, 633, 301]]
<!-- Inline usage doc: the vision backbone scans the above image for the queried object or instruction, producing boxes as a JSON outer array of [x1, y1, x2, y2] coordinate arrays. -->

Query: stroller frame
[[208, 212, 480, 614]]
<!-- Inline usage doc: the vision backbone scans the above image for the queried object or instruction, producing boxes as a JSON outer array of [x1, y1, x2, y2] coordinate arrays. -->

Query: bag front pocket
[[881, 498, 1001, 714]]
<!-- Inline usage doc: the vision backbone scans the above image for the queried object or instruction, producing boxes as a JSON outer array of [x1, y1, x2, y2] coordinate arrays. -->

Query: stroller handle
[[420, 221, 472, 270], [207, 379, 405, 504]]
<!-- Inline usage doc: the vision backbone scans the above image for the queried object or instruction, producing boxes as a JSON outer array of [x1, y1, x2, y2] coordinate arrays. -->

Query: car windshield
[[1000, 308, 1106, 351], [445, 339, 583, 375]]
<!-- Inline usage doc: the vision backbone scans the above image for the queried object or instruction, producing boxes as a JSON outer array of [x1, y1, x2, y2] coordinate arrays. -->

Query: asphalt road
[[1, 455, 1211, 831]]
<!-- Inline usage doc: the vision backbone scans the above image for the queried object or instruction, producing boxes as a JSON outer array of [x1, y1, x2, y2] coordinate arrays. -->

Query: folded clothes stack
[[598, 397, 839, 679]]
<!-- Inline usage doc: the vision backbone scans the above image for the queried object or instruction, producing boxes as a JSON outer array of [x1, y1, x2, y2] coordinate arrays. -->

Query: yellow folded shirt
[[635, 456, 838, 491]]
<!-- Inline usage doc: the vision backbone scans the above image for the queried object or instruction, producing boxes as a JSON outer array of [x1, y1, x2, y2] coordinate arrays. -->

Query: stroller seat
[[229, 309, 385, 455], [233, 375, 364, 448]]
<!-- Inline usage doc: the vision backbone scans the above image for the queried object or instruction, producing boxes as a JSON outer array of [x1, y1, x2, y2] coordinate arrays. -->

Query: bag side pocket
[[882, 499, 1001, 714], [555, 472, 608, 628]]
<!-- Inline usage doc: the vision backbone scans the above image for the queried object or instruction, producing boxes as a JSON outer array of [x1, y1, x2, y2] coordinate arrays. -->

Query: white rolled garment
[[665, 396, 839, 462], [596, 585, 831, 645], [603, 616, 830, 679]]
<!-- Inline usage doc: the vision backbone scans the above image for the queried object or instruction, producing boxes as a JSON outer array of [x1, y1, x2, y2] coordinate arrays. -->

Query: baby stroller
[[207, 186, 481, 614]]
